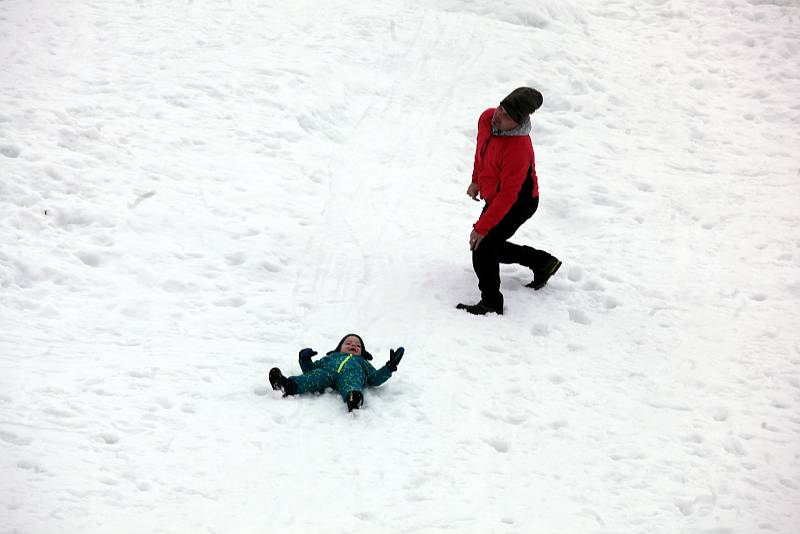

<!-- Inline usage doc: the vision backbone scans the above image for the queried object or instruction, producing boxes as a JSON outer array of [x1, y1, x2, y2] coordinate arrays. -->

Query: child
[[269, 333, 404, 412]]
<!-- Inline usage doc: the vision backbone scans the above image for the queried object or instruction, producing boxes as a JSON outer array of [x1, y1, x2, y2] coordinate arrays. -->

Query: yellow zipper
[[336, 354, 353, 373]]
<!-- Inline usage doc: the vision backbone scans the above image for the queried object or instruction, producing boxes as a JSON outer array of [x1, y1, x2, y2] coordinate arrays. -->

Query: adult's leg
[[496, 241, 554, 269], [472, 197, 537, 307], [493, 196, 553, 270], [496, 241, 555, 272]]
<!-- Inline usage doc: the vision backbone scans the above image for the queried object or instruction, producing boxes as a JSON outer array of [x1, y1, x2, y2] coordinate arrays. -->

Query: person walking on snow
[[269, 333, 404, 412], [457, 87, 561, 316]]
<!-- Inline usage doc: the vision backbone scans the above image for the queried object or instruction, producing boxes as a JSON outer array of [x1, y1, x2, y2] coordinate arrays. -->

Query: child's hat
[[328, 333, 373, 360]]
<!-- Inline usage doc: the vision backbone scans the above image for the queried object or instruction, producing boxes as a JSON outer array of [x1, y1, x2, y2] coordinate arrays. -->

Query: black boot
[[268, 368, 298, 396], [346, 391, 363, 412], [268, 368, 284, 390], [526, 256, 562, 290], [456, 301, 503, 315]]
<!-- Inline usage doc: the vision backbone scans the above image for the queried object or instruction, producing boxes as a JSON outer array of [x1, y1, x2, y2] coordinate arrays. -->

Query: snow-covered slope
[[2, 1, 799, 532]]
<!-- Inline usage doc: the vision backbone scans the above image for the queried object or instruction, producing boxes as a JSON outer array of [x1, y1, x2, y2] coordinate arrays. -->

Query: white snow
[[2, 0, 799, 532]]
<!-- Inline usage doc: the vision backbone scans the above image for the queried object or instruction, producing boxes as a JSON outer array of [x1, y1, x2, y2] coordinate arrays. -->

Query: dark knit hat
[[500, 87, 543, 124], [327, 333, 373, 360]]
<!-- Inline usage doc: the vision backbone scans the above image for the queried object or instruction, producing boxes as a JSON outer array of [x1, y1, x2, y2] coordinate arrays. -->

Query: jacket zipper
[[336, 354, 353, 373]]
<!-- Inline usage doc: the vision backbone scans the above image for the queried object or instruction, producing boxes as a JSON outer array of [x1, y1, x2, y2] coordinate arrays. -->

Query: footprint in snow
[[711, 406, 729, 421], [721, 436, 746, 457], [75, 250, 103, 267], [0, 144, 21, 158], [567, 266, 584, 282], [603, 295, 619, 309], [96, 432, 120, 444], [549, 419, 568, 430], [682, 433, 704, 444], [162, 279, 188, 293], [154, 397, 173, 409], [568, 308, 591, 325], [129, 190, 155, 209], [259, 260, 282, 273], [17, 460, 46, 473], [581, 279, 604, 291], [531, 323, 549, 336], [484, 436, 510, 453], [213, 296, 246, 307], [0, 430, 32, 446], [674, 498, 694, 516], [225, 252, 246, 266]]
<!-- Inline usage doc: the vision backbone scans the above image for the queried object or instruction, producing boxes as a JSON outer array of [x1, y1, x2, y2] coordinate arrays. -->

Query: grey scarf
[[492, 116, 531, 137]]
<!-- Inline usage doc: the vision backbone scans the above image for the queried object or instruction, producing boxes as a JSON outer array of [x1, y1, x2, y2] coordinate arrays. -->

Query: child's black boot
[[269, 368, 298, 396], [346, 391, 363, 412]]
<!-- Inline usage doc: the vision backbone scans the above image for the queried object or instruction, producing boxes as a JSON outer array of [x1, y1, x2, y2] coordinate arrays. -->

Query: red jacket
[[471, 108, 539, 235]]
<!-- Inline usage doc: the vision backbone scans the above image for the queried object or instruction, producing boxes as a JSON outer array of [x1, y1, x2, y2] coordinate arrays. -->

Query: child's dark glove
[[298, 348, 318, 361], [387, 347, 404, 372]]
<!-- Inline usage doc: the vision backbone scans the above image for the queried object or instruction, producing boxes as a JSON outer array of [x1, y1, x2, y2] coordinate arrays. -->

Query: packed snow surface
[[2, 0, 799, 533]]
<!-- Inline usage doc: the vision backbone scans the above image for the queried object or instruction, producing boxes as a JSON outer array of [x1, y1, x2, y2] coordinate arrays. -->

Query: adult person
[[269, 333, 405, 412], [457, 87, 561, 316]]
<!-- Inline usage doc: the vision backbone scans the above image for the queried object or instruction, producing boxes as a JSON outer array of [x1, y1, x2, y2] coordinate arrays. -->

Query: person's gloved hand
[[298, 348, 318, 361], [387, 347, 404, 372]]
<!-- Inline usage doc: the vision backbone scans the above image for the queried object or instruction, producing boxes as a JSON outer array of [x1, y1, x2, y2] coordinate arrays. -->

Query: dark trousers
[[472, 196, 552, 308]]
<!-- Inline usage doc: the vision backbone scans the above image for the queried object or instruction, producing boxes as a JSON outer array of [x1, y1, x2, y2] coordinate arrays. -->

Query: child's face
[[340, 336, 362, 355]]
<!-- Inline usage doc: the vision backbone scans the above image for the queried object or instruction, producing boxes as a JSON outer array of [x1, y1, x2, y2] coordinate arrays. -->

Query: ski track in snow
[[1, 0, 799, 533]]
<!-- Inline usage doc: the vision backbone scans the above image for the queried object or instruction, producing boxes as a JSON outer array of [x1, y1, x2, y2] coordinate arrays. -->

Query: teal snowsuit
[[291, 351, 393, 401]]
